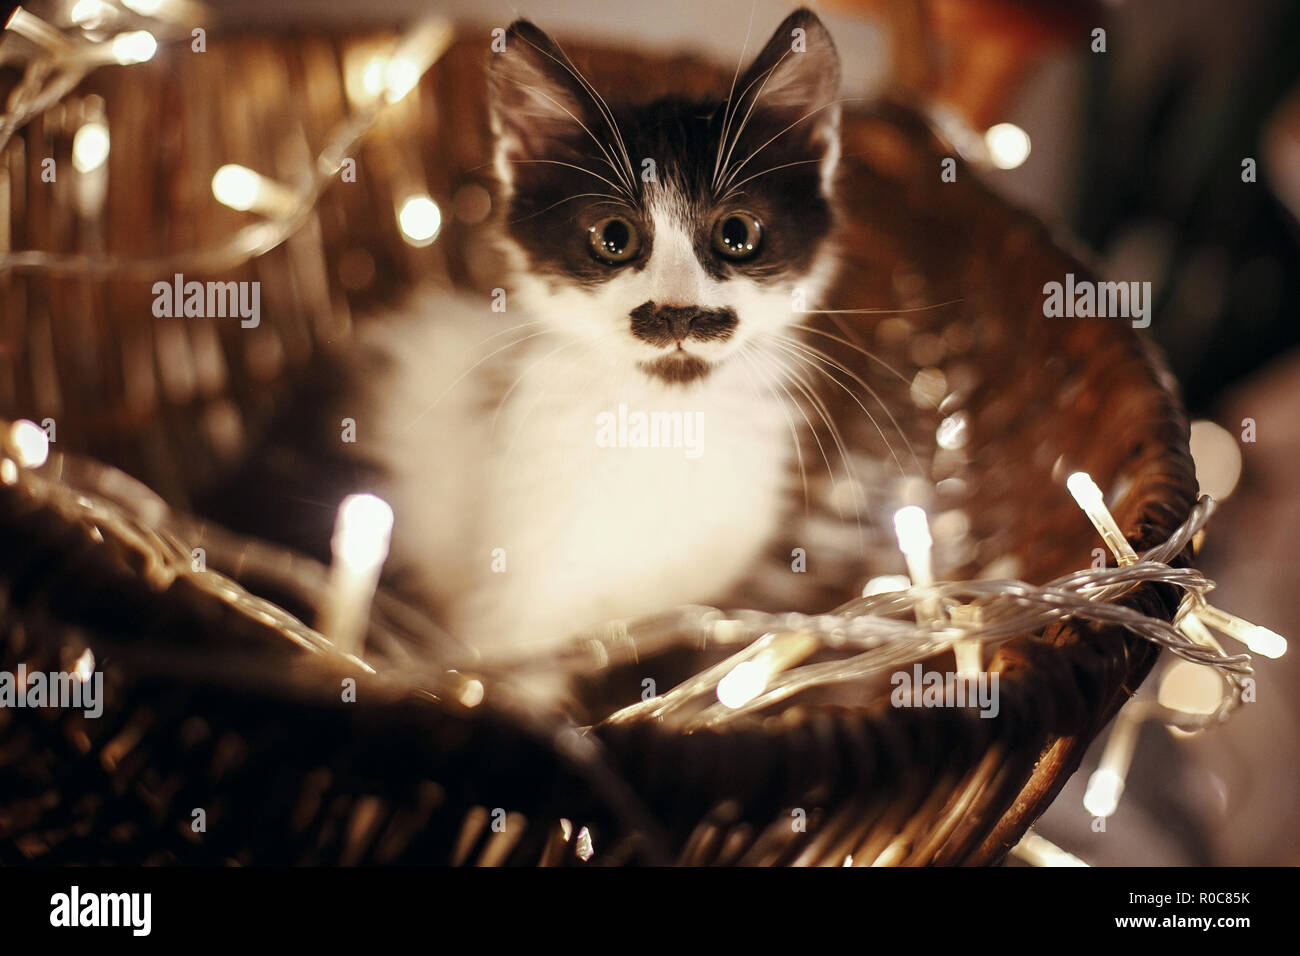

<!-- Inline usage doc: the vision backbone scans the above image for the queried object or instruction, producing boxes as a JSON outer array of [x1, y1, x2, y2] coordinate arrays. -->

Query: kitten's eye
[[712, 212, 763, 261], [588, 216, 640, 264]]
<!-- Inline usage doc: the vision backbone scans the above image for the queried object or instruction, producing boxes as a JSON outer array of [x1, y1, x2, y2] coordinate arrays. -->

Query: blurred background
[[3, 0, 1297, 864]]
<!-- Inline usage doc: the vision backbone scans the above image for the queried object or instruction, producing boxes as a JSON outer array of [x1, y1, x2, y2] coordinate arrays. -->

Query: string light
[[397, 194, 442, 246], [1012, 830, 1089, 867], [319, 493, 394, 658], [211, 164, 298, 218], [8, 419, 49, 468], [984, 122, 1031, 170], [71, 120, 110, 173], [894, 504, 981, 673], [0, 10, 456, 277]]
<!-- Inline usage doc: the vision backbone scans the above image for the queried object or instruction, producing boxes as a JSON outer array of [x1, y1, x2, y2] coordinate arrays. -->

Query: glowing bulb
[[211, 164, 261, 211], [458, 678, 485, 708], [717, 660, 766, 709], [1066, 471, 1138, 566], [575, 826, 595, 861], [319, 493, 394, 657], [1083, 767, 1124, 818], [360, 57, 386, 99], [334, 493, 394, 571], [892, 505, 932, 558], [211, 164, 297, 217], [1188, 419, 1243, 502], [397, 195, 442, 246], [863, 574, 911, 597], [73, 648, 95, 683], [384, 58, 422, 102], [9, 420, 49, 468], [121, 0, 166, 14], [985, 122, 1030, 170], [1243, 626, 1287, 659], [1066, 471, 1104, 512], [72, 121, 110, 173], [1157, 659, 1224, 716], [110, 30, 157, 64], [1194, 603, 1287, 659], [70, 0, 112, 28]]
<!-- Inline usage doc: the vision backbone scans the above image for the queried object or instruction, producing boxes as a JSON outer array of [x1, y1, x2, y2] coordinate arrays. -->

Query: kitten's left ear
[[730, 8, 842, 193], [487, 20, 601, 194]]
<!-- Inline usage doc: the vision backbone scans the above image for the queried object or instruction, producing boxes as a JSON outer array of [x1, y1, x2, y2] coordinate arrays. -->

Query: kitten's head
[[487, 8, 841, 386]]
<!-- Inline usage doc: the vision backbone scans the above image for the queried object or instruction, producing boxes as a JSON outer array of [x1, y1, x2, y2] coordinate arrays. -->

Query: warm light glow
[[1067, 471, 1138, 566], [1066, 471, 1104, 512], [717, 660, 766, 709], [72, 121, 110, 174], [862, 574, 911, 597], [1157, 659, 1224, 716], [1195, 603, 1287, 659], [575, 826, 595, 861], [1083, 767, 1124, 818], [1188, 419, 1243, 502], [383, 17, 454, 103], [383, 57, 422, 103], [211, 164, 262, 211], [985, 122, 1031, 170], [333, 493, 394, 571], [1013, 832, 1089, 867], [73, 648, 95, 683], [361, 57, 386, 99], [397, 195, 442, 246], [1242, 626, 1287, 659], [121, 0, 166, 14], [110, 30, 157, 65], [892, 505, 932, 557], [70, 0, 113, 28], [9, 419, 49, 468], [458, 678, 485, 708]]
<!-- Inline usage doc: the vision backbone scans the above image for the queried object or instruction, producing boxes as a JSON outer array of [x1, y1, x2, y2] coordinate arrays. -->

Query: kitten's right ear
[[487, 20, 593, 192]]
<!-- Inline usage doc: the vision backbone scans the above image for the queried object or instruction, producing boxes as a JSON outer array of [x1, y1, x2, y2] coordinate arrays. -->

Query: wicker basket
[[0, 23, 1196, 865]]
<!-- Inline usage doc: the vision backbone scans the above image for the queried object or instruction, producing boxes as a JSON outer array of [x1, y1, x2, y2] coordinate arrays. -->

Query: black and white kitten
[[368, 9, 843, 664]]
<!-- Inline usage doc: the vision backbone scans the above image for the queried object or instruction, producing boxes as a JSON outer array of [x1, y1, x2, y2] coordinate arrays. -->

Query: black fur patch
[[488, 10, 840, 291]]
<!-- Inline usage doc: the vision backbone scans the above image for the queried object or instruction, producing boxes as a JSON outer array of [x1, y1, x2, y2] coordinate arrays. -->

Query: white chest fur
[[367, 295, 793, 661]]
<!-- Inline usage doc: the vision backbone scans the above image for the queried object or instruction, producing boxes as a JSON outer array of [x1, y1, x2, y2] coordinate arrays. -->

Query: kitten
[[366, 9, 843, 667]]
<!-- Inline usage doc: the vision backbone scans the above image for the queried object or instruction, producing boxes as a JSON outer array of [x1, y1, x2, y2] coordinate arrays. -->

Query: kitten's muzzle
[[629, 302, 738, 348]]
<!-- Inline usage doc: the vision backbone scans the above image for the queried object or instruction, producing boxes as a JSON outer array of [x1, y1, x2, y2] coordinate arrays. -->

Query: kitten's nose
[[629, 302, 738, 347]]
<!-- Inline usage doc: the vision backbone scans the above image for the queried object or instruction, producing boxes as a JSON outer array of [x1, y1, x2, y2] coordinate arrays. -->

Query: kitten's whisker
[[713, 0, 760, 192], [503, 158, 630, 199], [719, 158, 825, 202], [400, 328, 554, 432], [718, 97, 856, 193], [503, 337, 615, 458], [749, 345, 862, 518], [755, 346, 868, 548], [715, 52, 794, 198], [774, 336, 919, 477], [737, 343, 810, 517], [514, 33, 638, 194], [797, 299, 964, 315], [491, 334, 594, 432], [790, 322, 937, 401], [499, 75, 635, 197], [509, 193, 631, 224]]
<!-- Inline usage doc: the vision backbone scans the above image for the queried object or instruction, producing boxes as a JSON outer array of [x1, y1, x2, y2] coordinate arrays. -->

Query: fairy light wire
[[0, 8, 454, 278]]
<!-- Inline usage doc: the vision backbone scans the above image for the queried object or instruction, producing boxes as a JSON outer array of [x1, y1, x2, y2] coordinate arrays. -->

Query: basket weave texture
[[0, 26, 1196, 865]]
